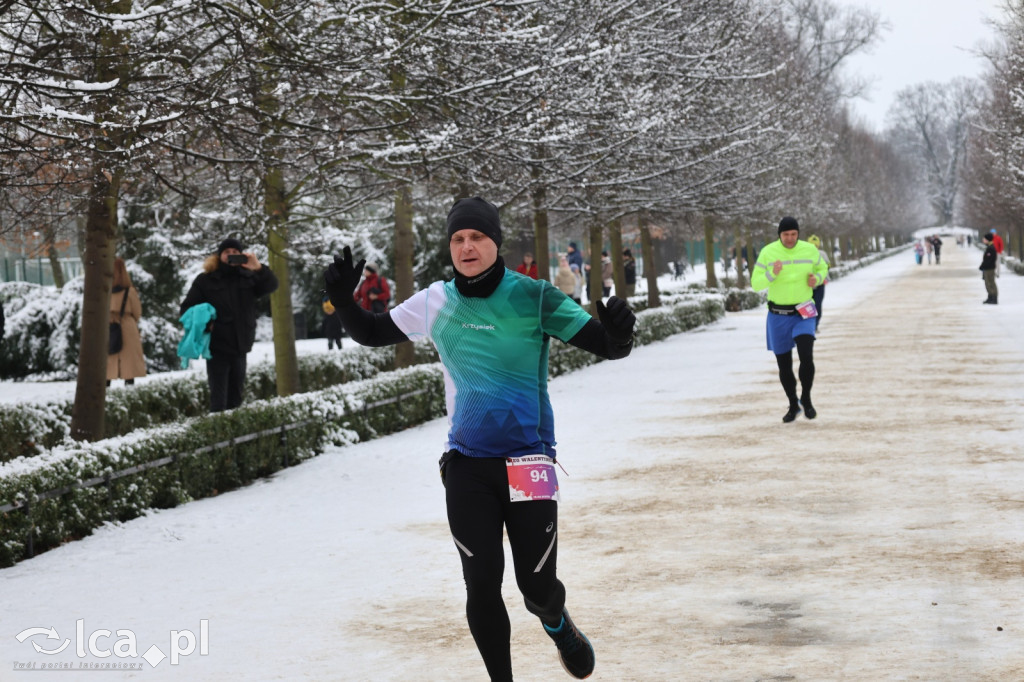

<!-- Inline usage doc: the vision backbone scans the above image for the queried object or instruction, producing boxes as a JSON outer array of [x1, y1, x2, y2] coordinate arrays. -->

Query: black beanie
[[446, 197, 502, 248], [217, 237, 245, 255], [778, 217, 799, 235]]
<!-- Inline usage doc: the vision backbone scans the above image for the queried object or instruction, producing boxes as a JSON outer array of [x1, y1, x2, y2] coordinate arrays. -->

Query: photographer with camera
[[179, 237, 278, 412]]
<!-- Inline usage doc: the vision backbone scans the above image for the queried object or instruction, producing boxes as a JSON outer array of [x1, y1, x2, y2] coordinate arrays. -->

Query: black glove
[[596, 296, 636, 345], [324, 246, 364, 309]]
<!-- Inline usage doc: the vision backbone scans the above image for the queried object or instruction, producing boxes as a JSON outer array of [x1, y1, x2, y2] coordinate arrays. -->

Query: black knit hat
[[983, 232, 993, 242], [217, 237, 245, 255], [447, 197, 502, 248], [778, 217, 799, 235]]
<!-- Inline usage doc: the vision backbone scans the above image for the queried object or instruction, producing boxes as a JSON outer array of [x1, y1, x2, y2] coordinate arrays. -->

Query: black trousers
[[207, 354, 247, 412], [444, 454, 565, 682]]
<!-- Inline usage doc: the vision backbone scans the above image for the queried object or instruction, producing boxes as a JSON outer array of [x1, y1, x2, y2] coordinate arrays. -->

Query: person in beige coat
[[553, 254, 578, 301], [107, 258, 146, 386]]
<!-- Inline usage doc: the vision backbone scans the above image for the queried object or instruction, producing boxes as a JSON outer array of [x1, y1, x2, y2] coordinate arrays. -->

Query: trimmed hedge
[[0, 341, 439, 463], [0, 364, 445, 568]]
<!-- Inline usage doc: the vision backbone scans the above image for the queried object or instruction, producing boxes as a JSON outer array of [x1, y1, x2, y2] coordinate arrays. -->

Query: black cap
[[778, 217, 799, 235], [447, 197, 502, 248], [217, 237, 245, 255]]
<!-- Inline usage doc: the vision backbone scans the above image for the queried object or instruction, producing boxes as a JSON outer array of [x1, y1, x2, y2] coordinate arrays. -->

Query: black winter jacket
[[179, 262, 279, 358]]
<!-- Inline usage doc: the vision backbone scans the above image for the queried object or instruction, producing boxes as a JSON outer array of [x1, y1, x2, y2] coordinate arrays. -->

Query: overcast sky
[[842, 0, 1006, 131]]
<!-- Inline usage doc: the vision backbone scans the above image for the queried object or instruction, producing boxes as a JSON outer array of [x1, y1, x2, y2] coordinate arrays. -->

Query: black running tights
[[775, 334, 815, 402], [444, 454, 565, 682]]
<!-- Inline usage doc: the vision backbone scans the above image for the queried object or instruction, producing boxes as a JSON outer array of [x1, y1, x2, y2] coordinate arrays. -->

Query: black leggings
[[775, 334, 815, 402], [444, 454, 565, 682]]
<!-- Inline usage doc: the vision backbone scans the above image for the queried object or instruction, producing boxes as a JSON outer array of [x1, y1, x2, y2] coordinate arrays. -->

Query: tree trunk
[[532, 180, 550, 283], [703, 215, 718, 288], [46, 228, 66, 289], [608, 216, 624, 297], [70, 168, 120, 442], [393, 182, 415, 369], [639, 212, 659, 308], [266, 166, 300, 397], [587, 220, 603, 315], [70, 0, 130, 442], [734, 222, 746, 289], [746, 229, 756, 278]]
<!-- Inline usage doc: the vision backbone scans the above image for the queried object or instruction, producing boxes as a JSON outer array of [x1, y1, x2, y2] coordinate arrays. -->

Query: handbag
[[108, 288, 129, 355]]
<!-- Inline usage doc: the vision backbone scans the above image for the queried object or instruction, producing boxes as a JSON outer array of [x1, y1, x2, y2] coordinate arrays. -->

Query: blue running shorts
[[766, 312, 816, 354]]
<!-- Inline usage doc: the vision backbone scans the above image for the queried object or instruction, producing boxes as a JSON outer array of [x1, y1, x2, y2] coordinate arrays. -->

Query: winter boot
[[782, 401, 802, 423], [543, 609, 595, 679], [983, 296, 995, 304]]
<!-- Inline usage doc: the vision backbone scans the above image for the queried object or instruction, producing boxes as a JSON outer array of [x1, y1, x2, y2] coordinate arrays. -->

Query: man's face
[[450, 229, 498, 278], [779, 230, 800, 249]]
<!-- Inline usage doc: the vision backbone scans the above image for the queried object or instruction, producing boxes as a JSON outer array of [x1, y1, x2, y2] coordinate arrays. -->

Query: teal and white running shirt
[[390, 270, 592, 459]]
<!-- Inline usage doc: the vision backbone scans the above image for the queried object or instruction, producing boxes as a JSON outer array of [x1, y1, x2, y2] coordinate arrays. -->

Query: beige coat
[[107, 286, 146, 380], [554, 263, 577, 296]]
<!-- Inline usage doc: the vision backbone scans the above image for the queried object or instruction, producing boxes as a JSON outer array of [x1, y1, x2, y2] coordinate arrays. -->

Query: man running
[[751, 217, 829, 422], [325, 196, 636, 680]]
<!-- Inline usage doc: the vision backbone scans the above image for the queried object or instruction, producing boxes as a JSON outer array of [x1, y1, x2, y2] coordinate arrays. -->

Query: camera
[[227, 254, 248, 265]]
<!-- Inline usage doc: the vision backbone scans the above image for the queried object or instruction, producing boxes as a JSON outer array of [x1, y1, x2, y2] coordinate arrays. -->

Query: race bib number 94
[[507, 455, 560, 502]]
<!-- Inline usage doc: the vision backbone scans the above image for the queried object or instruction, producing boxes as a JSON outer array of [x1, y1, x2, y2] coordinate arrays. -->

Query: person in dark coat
[[980, 232, 999, 304], [179, 237, 279, 412], [622, 248, 636, 297], [0, 300, 5, 343], [321, 293, 344, 349]]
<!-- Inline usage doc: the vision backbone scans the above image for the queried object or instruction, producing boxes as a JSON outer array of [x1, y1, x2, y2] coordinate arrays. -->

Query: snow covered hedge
[[0, 341, 439, 463], [0, 364, 446, 568]]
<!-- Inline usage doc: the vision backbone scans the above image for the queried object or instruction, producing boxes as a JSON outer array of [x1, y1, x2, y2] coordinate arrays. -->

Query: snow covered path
[[2, 244, 1022, 681]]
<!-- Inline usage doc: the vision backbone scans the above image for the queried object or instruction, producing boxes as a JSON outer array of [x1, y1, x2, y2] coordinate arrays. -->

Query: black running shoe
[[782, 403, 802, 423], [543, 609, 595, 679], [802, 399, 816, 420]]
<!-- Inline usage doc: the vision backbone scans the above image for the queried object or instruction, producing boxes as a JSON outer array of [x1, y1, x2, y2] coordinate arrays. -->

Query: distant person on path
[[321, 293, 344, 349], [354, 262, 390, 313], [623, 248, 637, 297], [107, 258, 146, 387], [515, 252, 539, 279], [806, 235, 829, 332], [990, 229, 1004, 276], [980, 233, 999, 305], [0, 300, 4, 343], [913, 241, 924, 265], [751, 217, 829, 422], [931, 235, 943, 264], [324, 196, 636, 681], [179, 237, 279, 412], [925, 237, 933, 264]]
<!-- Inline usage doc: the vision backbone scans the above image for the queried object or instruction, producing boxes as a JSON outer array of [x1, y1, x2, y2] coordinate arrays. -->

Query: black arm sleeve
[[566, 318, 633, 360], [336, 303, 409, 347]]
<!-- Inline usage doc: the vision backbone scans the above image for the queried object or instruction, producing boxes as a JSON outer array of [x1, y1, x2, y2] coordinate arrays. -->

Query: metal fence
[[1, 256, 83, 285]]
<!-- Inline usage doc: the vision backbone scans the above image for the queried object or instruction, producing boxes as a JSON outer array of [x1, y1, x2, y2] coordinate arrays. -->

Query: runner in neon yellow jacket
[[751, 217, 828, 422]]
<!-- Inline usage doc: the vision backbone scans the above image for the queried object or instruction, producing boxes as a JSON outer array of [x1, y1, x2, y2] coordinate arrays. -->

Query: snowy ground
[[2, 244, 1022, 681]]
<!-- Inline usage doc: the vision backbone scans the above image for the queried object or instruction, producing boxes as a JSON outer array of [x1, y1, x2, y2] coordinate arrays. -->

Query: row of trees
[[0, 0, 974, 442]]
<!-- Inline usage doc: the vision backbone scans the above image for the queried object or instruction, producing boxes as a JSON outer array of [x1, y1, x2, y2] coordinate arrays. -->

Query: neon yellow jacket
[[750, 239, 828, 304]]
